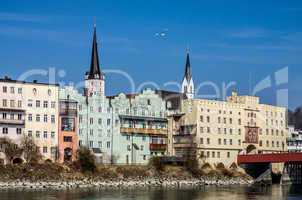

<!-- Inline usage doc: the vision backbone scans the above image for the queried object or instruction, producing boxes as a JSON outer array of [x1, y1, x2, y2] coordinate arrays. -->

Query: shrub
[[20, 135, 42, 164], [185, 157, 201, 176], [76, 147, 96, 173], [0, 137, 23, 164], [149, 157, 164, 171]]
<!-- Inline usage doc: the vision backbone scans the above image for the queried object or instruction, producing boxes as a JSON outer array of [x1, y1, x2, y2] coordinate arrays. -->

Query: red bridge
[[237, 152, 302, 164], [237, 152, 302, 184]]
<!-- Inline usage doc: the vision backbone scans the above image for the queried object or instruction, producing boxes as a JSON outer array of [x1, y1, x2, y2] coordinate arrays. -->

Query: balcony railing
[[120, 127, 168, 136], [0, 119, 25, 125], [59, 108, 77, 116], [173, 142, 197, 148], [150, 143, 167, 151]]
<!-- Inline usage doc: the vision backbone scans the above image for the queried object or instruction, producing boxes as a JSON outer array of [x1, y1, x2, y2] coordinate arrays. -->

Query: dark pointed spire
[[184, 48, 192, 81], [88, 24, 102, 79]]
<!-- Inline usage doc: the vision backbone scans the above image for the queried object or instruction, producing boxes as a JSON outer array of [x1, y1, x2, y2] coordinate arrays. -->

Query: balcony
[[173, 143, 197, 148], [150, 143, 167, 151], [59, 108, 77, 116], [0, 119, 25, 125], [120, 127, 168, 136]]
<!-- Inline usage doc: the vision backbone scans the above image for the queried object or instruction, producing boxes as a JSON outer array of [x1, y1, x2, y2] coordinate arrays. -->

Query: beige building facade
[[0, 77, 59, 162], [171, 91, 288, 167]]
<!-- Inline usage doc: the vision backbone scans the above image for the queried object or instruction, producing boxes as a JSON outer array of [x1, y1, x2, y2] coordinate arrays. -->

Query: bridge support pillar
[[281, 162, 302, 185]]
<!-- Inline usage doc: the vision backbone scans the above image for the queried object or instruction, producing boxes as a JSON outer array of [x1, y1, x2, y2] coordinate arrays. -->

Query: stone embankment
[[0, 177, 253, 190]]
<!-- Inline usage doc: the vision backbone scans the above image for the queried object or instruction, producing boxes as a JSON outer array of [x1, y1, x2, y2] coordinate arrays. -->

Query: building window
[[259, 140, 262, 147], [18, 88, 22, 94], [51, 132, 55, 139], [207, 127, 210, 133], [227, 152, 230, 158], [200, 116, 203, 122], [238, 139, 241, 146], [28, 114, 32, 121], [28, 100, 33, 107], [17, 100, 22, 108], [90, 118, 93, 125], [238, 129, 241, 135], [224, 139, 227, 145], [200, 138, 203, 144], [107, 119, 111, 126], [17, 114, 22, 120], [266, 140, 269, 147], [207, 138, 210, 144], [2, 99, 7, 107], [16, 128, 22, 134], [2, 127, 8, 134], [107, 141, 110, 148], [10, 87, 14, 94], [98, 118, 102, 125], [2, 86, 7, 93], [43, 131, 47, 138], [200, 127, 204, 133], [89, 141, 93, 148], [229, 139, 233, 145], [10, 100, 15, 107], [98, 141, 102, 148], [36, 131, 40, 138], [44, 114, 48, 122], [229, 118, 232, 124], [36, 100, 40, 108], [206, 116, 210, 123], [217, 152, 220, 158], [212, 151, 215, 158], [28, 130, 32, 137], [126, 135, 130, 141], [2, 113, 7, 119], [63, 136, 72, 142], [43, 147, 47, 153], [218, 138, 221, 145], [51, 115, 55, 123], [238, 119, 241, 125], [51, 101, 56, 108], [90, 129, 93, 136], [43, 101, 48, 108], [218, 117, 221, 123], [36, 114, 40, 122], [207, 151, 210, 158]]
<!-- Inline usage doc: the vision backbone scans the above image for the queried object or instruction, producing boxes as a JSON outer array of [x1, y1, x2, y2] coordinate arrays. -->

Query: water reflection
[[0, 185, 301, 200]]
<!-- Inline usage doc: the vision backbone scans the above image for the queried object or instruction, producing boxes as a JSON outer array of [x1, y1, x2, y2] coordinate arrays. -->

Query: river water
[[0, 185, 301, 200]]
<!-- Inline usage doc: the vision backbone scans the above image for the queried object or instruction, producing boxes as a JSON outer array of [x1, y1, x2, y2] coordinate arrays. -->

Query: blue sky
[[0, 0, 301, 109]]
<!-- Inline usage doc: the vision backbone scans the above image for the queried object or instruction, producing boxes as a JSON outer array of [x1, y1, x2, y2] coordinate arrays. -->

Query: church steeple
[[85, 23, 105, 97], [184, 50, 192, 82], [87, 24, 102, 80], [181, 48, 194, 99]]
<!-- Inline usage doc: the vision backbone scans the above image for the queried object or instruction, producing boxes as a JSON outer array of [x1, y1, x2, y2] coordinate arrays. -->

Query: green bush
[[149, 157, 164, 171], [76, 147, 96, 173]]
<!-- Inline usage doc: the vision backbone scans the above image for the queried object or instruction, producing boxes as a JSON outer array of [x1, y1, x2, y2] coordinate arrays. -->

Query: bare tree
[[20, 135, 42, 164], [0, 137, 23, 164]]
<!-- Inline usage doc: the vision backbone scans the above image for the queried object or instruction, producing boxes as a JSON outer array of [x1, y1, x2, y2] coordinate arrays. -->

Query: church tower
[[85, 24, 105, 97], [181, 49, 194, 99]]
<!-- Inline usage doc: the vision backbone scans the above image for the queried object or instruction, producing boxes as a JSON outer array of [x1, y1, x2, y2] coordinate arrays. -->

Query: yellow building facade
[[171, 91, 288, 167]]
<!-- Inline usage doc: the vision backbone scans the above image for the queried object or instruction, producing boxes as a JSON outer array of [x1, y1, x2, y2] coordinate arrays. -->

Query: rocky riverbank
[[0, 177, 253, 190], [0, 163, 253, 190]]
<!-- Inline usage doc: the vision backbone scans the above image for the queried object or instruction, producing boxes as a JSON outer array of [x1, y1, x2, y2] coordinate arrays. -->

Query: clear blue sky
[[0, 0, 301, 109]]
